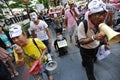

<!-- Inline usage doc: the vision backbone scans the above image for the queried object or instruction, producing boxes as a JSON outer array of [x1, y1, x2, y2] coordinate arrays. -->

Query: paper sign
[[36, 4, 44, 11], [57, 40, 67, 48]]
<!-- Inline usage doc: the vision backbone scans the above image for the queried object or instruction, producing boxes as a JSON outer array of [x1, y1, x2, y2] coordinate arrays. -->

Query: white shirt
[[30, 20, 48, 41], [78, 22, 100, 49]]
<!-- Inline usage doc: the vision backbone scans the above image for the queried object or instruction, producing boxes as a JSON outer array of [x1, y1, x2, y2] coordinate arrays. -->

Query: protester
[[63, 0, 79, 46], [78, 0, 109, 80], [101, 0, 118, 27], [0, 59, 12, 80], [0, 47, 18, 78], [0, 24, 15, 61], [53, 13, 63, 34], [29, 10, 52, 54], [9, 24, 53, 80]]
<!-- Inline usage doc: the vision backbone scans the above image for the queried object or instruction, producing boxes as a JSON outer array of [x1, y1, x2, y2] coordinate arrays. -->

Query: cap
[[88, 0, 107, 14], [68, 0, 75, 4], [9, 24, 22, 38]]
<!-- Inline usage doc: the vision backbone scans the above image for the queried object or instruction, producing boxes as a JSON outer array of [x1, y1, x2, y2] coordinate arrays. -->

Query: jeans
[[42, 40, 51, 53]]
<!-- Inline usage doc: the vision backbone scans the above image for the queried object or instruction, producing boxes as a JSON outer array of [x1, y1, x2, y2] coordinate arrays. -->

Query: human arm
[[45, 27, 51, 39], [72, 7, 79, 18], [80, 32, 106, 45], [30, 22, 36, 38], [30, 30, 36, 38], [14, 46, 24, 66], [78, 22, 106, 45], [45, 27, 52, 45], [105, 10, 114, 26], [63, 18, 67, 29]]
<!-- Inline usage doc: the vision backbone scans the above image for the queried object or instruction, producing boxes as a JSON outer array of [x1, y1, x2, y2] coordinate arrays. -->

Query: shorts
[[68, 25, 78, 36]]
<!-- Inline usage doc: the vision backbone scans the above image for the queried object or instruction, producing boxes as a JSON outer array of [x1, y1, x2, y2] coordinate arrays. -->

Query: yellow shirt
[[14, 38, 47, 68]]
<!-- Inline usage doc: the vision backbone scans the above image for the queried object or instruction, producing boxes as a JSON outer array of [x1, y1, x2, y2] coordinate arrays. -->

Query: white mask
[[29, 12, 38, 21], [57, 35, 63, 40]]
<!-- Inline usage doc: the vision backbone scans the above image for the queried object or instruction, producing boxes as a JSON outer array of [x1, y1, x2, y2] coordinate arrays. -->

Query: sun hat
[[9, 24, 22, 38], [68, 0, 75, 4], [88, 0, 107, 14]]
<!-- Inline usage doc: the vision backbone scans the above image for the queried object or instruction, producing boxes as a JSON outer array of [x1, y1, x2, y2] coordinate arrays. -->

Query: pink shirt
[[64, 8, 79, 28]]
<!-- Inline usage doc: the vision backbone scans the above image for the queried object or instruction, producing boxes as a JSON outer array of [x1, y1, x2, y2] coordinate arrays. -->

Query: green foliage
[[22, 22, 30, 37], [0, 2, 6, 19], [38, 0, 50, 9]]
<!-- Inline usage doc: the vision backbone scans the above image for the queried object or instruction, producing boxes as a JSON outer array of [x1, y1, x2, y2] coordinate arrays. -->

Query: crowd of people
[[0, 0, 120, 80]]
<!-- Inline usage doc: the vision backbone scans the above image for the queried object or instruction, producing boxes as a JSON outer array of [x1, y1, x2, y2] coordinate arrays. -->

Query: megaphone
[[99, 23, 120, 44], [46, 53, 57, 72]]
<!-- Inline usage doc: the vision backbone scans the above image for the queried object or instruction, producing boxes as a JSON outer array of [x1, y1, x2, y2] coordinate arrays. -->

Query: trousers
[[42, 39, 51, 53], [80, 46, 99, 80]]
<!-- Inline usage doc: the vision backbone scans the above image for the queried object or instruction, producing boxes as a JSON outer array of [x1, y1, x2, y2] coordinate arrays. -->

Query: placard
[[57, 40, 67, 48]]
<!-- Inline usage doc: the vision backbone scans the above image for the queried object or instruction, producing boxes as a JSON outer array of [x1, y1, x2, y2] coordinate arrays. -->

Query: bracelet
[[91, 36, 95, 40]]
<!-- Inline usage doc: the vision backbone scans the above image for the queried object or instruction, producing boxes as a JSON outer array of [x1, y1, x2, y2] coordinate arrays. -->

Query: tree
[[38, 0, 50, 9], [0, 3, 6, 19]]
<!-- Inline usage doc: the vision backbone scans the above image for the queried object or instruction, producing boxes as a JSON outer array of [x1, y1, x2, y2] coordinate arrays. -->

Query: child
[[54, 32, 68, 57]]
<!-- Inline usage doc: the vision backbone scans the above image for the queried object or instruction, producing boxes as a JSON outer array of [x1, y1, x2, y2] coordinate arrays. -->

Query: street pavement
[[12, 25, 120, 80]]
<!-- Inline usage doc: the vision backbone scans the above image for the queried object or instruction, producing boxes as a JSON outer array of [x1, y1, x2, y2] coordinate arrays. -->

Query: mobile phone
[[12, 44, 18, 49]]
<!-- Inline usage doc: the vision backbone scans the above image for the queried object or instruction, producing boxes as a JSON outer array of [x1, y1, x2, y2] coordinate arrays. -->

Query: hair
[[28, 9, 44, 20], [28, 9, 38, 19], [28, 9, 36, 14]]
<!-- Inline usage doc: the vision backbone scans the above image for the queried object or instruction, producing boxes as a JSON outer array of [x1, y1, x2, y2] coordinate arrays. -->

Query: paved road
[[12, 26, 120, 80]]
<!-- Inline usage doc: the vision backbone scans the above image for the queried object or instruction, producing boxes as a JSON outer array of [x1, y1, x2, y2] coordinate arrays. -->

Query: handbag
[[29, 59, 44, 75], [96, 45, 111, 60]]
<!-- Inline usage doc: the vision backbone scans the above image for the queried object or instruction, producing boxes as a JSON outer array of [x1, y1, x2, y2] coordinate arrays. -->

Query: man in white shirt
[[29, 10, 52, 54]]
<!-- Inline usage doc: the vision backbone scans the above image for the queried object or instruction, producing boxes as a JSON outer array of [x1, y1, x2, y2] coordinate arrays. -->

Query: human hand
[[94, 32, 106, 40], [63, 26, 66, 29], [104, 44, 110, 51], [107, 10, 114, 16], [15, 46, 23, 54]]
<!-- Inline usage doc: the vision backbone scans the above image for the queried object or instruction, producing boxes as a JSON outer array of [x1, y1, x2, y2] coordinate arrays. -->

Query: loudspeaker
[[99, 23, 120, 44], [46, 53, 57, 71]]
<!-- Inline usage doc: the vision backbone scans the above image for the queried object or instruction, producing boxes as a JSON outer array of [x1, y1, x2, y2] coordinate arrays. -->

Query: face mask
[[57, 35, 63, 40], [29, 12, 38, 21]]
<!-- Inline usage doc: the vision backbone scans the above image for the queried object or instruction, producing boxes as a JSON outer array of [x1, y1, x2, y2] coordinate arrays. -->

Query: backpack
[[83, 20, 88, 34], [77, 20, 88, 47]]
